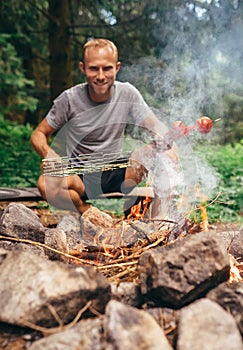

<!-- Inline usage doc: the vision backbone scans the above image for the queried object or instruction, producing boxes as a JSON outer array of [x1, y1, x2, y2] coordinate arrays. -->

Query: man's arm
[[30, 118, 58, 159], [140, 113, 179, 163], [140, 113, 174, 149]]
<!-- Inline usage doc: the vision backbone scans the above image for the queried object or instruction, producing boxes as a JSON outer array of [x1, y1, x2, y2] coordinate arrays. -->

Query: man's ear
[[79, 61, 85, 74], [116, 61, 121, 73]]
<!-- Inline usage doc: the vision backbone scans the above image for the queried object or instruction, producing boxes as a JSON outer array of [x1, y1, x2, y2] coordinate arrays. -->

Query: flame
[[127, 184, 152, 221], [199, 196, 209, 232], [228, 254, 243, 283]]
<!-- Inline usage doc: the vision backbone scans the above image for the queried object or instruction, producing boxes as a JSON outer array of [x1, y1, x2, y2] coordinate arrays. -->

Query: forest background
[[0, 0, 242, 223]]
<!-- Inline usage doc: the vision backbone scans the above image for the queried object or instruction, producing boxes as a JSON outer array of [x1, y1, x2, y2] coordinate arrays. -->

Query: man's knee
[[37, 175, 62, 200]]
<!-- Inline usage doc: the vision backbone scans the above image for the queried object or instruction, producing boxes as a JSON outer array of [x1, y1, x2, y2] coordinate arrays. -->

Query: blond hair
[[82, 38, 118, 62]]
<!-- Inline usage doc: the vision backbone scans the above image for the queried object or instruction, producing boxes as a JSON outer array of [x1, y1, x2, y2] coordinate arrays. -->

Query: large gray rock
[[0, 248, 110, 327], [0, 202, 45, 242], [177, 298, 243, 350], [138, 232, 230, 308], [28, 317, 105, 350], [103, 300, 173, 350], [207, 281, 243, 336]]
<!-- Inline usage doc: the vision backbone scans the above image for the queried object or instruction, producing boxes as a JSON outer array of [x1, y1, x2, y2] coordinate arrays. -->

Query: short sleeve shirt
[[46, 81, 152, 157]]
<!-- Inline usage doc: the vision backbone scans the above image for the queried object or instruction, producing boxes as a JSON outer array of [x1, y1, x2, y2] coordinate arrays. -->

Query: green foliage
[[0, 34, 38, 117], [194, 142, 243, 223], [0, 115, 41, 187]]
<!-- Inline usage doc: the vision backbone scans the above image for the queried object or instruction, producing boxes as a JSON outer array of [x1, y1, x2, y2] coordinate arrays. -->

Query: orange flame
[[127, 191, 152, 221], [199, 196, 209, 232]]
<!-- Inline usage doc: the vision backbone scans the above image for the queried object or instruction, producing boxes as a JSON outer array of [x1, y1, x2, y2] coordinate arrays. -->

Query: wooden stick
[[0, 235, 96, 266]]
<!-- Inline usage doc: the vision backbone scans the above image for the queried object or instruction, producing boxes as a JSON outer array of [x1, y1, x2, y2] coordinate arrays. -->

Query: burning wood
[[228, 254, 243, 283], [126, 193, 152, 221]]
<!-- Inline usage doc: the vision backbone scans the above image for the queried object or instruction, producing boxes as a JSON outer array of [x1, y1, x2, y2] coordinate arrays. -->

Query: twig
[[98, 260, 138, 270], [47, 303, 64, 327], [0, 235, 96, 266], [189, 192, 222, 213], [108, 266, 137, 282], [142, 236, 167, 251], [21, 301, 92, 334]]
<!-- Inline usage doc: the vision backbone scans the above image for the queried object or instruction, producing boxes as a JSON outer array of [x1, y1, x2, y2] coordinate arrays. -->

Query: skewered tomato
[[196, 116, 213, 134], [172, 120, 188, 135]]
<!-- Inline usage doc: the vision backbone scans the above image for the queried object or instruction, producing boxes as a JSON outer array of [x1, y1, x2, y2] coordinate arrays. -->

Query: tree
[[0, 33, 38, 121], [48, 0, 73, 101], [0, 0, 243, 142]]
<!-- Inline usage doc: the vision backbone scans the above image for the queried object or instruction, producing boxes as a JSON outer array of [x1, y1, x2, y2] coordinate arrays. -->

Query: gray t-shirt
[[46, 81, 152, 158]]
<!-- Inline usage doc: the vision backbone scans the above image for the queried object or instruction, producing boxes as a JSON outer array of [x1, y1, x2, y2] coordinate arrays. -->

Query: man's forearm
[[30, 130, 53, 159]]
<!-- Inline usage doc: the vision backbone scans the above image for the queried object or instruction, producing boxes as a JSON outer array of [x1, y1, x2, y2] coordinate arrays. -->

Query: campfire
[[0, 116, 242, 349], [0, 200, 242, 349], [66, 198, 242, 286]]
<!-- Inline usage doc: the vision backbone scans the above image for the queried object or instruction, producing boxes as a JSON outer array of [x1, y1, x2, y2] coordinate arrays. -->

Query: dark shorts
[[79, 168, 127, 201]]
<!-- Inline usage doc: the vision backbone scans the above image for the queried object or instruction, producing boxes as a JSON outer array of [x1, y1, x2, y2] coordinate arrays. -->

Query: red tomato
[[196, 116, 213, 134], [172, 121, 187, 134], [173, 120, 185, 129]]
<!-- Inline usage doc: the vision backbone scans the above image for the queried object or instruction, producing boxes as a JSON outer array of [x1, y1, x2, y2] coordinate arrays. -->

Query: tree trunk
[[48, 0, 73, 101]]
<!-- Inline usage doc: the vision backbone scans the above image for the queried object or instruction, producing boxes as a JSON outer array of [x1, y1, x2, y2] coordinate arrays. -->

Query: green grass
[[0, 116, 41, 187], [193, 142, 242, 223]]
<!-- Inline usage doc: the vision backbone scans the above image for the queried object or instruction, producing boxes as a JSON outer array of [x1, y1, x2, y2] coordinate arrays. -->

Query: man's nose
[[97, 68, 105, 80]]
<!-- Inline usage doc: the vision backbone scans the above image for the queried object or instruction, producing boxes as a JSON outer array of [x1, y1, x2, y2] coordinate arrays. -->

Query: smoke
[[118, 3, 243, 219], [120, 4, 243, 123], [44, 3, 241, 222]]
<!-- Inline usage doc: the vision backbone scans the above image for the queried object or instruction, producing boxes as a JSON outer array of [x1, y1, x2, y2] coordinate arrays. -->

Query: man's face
[[79, 46, 121, 103]]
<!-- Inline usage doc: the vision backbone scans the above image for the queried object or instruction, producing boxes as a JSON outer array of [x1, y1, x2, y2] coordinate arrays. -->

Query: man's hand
[[41, 149, 63, 176]]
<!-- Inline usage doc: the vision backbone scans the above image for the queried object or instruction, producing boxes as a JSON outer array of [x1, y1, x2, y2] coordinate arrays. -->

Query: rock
[[229, 230, 243, 262], [28, 317, 105, 350], [28, 300, 174, 350], [57, 214, 82, 250], [111, 282, 144, 307], [146, 307, 178, 348], [81, 206, 114, 228], [0, 202, 45, 242], [0, 239, 46, 257], [207, 281, 243, 336], [217, 229, 243, 262], [138, 232, 230, 308], [177, 298, 243, 350], [44, 228, 69, 262], [0, 248, 110, 328], [80, 206, 114, 244], [103, 300, 173, 350]]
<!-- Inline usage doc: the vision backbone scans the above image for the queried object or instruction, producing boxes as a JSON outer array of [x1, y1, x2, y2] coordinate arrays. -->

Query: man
[[31, 38, 177, 216]]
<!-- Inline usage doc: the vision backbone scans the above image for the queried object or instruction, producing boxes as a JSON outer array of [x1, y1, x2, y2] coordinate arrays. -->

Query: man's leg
[[38, 173, 90, 214], [124, 144, 179, 219]]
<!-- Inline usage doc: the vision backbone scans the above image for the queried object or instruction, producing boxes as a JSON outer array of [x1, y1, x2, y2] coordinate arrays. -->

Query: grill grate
[[42, 151, 132, 177]]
